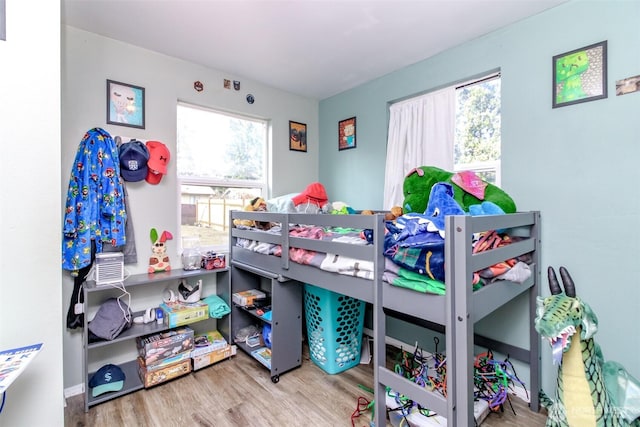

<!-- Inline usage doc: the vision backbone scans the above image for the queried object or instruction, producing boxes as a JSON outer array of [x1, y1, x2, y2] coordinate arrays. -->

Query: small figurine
[[148, 228, 173, 273]]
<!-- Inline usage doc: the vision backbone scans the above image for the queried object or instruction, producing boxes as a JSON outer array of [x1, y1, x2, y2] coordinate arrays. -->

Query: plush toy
[[402, 166, 516, 215], [384, 206, 403, 221], [232, 197, 274, 230], [148, 228, 173, 273], [535, 267, 640, 427]]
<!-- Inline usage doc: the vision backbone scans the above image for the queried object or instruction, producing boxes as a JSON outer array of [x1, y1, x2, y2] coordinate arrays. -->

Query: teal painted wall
[[320, 0, 640, 395]]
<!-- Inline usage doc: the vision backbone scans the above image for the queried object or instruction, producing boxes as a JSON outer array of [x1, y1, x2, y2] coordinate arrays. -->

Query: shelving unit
[[231, 262, 302, 383], [82, 267, 230, 412]]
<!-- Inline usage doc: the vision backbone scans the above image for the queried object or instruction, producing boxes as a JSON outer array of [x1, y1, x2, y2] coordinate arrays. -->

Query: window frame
[[176, 102, 269, 253]]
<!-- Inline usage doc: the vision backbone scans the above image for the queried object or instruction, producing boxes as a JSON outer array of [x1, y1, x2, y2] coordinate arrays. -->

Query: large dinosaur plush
[[535, 266, 640, 426], [402, 166, 516, 215]]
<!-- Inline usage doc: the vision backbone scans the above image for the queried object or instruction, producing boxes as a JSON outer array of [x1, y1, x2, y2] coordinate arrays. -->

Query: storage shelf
[[86, 359, 143, 408], [234, 304, 272, 325], [83, 267, 231, 412], [87, 311, 169, 349], [85, 268, 228, 292], [231, 265, 302, 383], [234, 341, 270, 368]]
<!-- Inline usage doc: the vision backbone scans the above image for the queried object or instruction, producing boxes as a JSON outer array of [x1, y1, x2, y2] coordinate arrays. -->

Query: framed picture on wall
[[338, 117, 356, 151], [106, 79, 146, 129], [289, 121, 307, 152], [552, 40, 607, 108]]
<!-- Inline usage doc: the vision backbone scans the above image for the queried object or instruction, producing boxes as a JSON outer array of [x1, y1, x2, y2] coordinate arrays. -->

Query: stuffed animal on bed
[[402, 166, 516, 215], [232, 197, 274, 230]]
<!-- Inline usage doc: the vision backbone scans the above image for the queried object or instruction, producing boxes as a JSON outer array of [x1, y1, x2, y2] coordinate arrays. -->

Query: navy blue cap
[[119, 140, 149, 182], [89, 364, 126, 397]]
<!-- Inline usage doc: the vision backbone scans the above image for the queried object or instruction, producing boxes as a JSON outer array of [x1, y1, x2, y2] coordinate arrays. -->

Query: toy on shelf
[[148, 228, 173, 273], [535, 266, 640, 427]]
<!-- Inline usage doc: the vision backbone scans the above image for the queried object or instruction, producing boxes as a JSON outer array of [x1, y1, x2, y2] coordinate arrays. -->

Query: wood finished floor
[[65, 346, 547, 427]]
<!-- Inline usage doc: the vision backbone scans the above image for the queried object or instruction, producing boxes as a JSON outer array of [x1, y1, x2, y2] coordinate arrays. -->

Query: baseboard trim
[[64, 383, 84, 399]]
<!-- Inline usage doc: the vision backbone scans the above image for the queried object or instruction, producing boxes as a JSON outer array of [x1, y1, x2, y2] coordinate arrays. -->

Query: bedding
[[233, 214, 531, 294]]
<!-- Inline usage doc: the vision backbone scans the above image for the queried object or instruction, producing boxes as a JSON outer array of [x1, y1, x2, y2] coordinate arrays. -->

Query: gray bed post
[[529, 211, 542, 412], [374, 214, 387, 427], [446, 214, 475, 426]]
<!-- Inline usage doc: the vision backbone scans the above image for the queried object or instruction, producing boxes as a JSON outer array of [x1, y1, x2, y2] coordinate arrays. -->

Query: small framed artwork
[[289, 121, 307, 152], [552, 40, 607, 108], [616, 74, 640, 96], [338, 117, 356, 151], [106, 79, 145, 129]]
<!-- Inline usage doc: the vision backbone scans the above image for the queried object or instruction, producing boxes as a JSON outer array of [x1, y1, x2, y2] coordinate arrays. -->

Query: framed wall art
[[289, 121, 307, 152], [552, 40, 607, 108], [107, 79, 145, 129], [338, 116, 356, 151]]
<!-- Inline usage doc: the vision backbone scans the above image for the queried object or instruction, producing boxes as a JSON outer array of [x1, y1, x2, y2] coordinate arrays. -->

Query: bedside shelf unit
[[231, 262, 302, 383], [82, 268, 230, 412]]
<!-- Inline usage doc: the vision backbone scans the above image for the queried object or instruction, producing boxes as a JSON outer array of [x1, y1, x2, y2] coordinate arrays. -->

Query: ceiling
[[62, 0, 567, 100]]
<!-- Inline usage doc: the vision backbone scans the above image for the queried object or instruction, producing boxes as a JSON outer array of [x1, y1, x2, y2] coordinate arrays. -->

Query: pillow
[[266, 193, 297, 213]]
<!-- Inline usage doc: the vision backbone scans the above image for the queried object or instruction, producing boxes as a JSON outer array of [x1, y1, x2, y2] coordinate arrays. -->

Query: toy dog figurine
[[148, 228, 173, 273]]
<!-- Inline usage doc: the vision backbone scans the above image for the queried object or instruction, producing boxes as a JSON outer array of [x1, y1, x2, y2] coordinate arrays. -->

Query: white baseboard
[[64, 383, 84, 399]]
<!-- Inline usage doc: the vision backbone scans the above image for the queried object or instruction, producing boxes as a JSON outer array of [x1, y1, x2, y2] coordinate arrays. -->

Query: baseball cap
[[145, 141, 170, 184], [118, 140, 149, 182], [89, 364, 126, 397]]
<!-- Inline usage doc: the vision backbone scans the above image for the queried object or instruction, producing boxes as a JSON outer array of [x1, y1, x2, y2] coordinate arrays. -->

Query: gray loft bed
[[229, 210, 541, 427]]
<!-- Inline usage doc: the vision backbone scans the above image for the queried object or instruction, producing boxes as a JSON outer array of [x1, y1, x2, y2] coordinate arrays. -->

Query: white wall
[[0, 1, 63, 425], [61, 26, 320, 389]]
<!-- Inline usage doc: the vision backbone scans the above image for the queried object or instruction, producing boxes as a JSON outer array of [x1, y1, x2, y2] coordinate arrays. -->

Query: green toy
[[535, 266, 640, 427], [555, 50, 590, 104], [401, 166, 516, 214]]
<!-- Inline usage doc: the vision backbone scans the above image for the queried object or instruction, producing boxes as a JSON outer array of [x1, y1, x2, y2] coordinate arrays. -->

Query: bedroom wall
[[61, 26, 319, 389], [319, 0, 640, 395]]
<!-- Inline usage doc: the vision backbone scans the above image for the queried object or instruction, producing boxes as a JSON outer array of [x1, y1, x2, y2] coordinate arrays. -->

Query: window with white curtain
[[177, 102, 268, 251], [383, 73, 501, 209]]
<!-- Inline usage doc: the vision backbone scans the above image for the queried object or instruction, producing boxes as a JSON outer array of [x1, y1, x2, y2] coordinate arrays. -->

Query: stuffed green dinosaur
[[535, 266, 640, 426], [402, 166, 517, 214]]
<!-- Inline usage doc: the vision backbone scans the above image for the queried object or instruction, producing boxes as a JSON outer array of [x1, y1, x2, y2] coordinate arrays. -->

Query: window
[[177, 102, 268, 250], [383, 73, 501, 208], [454, 75, 501, 185]]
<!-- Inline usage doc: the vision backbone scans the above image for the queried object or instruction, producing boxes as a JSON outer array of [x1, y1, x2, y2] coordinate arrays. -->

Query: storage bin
[[303, 283, 365, 374]]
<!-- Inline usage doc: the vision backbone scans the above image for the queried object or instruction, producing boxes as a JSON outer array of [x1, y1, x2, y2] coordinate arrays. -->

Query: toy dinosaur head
[[535, 266, 598, 365]]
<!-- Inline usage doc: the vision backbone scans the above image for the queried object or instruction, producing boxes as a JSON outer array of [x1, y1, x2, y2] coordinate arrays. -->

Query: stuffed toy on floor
[[535, 266, 640, 427], [402, 166, 516, 214]]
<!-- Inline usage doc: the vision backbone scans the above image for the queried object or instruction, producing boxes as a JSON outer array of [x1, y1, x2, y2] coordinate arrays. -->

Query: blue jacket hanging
[[62, 128, 127, 275]]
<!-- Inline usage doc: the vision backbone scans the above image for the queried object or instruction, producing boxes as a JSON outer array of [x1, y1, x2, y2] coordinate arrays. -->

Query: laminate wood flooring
[[65, 346, 547, 427]]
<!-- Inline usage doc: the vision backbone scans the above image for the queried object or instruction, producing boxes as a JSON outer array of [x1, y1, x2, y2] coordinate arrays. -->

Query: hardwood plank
[[65, 346, 547, 426]]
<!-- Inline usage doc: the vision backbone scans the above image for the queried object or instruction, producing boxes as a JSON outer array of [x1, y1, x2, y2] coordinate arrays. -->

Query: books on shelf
[[250, 347, 272, 369]]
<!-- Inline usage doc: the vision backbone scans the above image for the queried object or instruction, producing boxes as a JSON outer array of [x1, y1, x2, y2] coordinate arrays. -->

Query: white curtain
[[382, 87, 456, 210]]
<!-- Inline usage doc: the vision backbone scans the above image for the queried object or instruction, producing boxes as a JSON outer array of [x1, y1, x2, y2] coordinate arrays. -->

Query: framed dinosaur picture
[[552, 40, 607, 108]]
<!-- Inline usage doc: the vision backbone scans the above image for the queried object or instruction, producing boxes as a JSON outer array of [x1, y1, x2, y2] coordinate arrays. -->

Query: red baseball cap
[[145, 141, 170, 185]]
